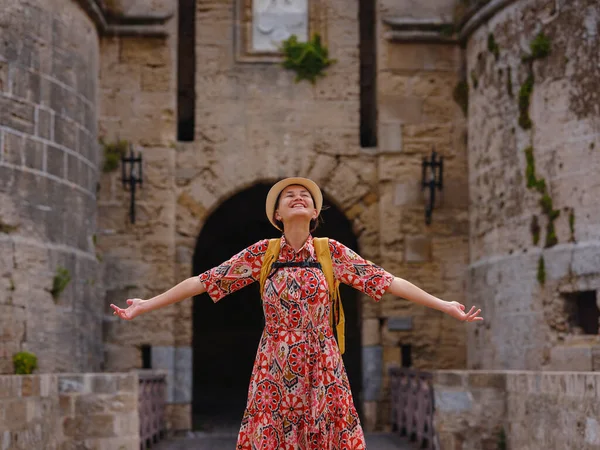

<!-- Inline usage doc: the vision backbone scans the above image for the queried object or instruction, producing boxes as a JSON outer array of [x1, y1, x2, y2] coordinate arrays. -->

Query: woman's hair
[[273, 190, 323, 232]]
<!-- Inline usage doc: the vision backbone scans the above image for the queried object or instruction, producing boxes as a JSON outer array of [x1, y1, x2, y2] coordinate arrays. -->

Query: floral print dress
[[199, 235, 394, 450]]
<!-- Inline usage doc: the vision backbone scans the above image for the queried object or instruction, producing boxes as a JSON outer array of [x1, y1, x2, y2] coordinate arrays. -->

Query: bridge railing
[[389, 367, 437, 449], [138, 370, 167, 449]]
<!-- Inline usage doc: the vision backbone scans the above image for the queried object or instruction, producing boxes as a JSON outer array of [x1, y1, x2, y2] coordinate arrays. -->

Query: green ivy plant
[[51, 266, 71, 301], [13, 351, 38, 375], [281, 34, 336, 84], [101, 139, 128, 173]]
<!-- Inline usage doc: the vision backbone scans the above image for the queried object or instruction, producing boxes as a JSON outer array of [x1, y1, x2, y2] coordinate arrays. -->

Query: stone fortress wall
[[0, 0, 599, 440], [465, 0, 600, 371], [0, 0, 103, 374]]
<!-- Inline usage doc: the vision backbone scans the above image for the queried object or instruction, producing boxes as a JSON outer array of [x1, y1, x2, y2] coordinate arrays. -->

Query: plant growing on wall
[[50, 266, 71, 301], [101, 139, 128, 173], [13, 351, 38, 375], [453, 80, 469, 116], [281, 34, 336, 84]]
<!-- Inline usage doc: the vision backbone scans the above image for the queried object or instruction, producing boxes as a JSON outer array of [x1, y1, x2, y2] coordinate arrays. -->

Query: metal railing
[[138, 370, 167, 450], [389, 367, 437, 449]]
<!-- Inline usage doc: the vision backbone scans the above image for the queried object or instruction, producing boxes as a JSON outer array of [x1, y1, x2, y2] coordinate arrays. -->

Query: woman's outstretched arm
[[387, 277, 482, 322], [110, 276, 206, 321]]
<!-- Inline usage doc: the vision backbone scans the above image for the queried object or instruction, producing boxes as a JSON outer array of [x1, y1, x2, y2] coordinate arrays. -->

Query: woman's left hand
[[444, 301, 483, 322]]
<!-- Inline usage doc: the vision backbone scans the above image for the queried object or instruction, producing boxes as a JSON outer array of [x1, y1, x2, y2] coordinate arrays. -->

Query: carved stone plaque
[[253, 0, 308, 52], [236, 0, 327, 62]]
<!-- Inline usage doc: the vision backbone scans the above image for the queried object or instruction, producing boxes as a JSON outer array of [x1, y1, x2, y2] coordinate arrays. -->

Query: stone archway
[[191, 182, 362, 429]]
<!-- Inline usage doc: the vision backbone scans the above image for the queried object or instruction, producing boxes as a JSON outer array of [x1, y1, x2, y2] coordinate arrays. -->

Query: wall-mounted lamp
[[121, 145, 143, 224], [421, 149, 443, 225]]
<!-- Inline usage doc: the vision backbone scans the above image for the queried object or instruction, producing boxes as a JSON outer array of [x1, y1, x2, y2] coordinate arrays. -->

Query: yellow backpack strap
[[314, 237, 346, 355], [259, 238, 281, 297]]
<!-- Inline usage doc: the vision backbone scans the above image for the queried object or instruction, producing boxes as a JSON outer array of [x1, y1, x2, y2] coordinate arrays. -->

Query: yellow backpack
[[258, 237, 347, 354]]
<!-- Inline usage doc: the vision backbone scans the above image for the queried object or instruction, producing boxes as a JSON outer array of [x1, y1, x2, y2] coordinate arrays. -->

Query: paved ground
[[154, 431, 412, 450]]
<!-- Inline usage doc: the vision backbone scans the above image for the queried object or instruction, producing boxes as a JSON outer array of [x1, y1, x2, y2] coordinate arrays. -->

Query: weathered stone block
[[54, 116, 77, 150], [58, 375, 89, 394], [24, 138, 44, 171], [362, 318, 380, 346], [362, 345, 382, 402], [404, 235, 431, 263], [11, 66, 41, 104], [2, 130, 24, 166], [549, 345, 593, 372], [174, 347, 192, 404], [0, 96, 35, 134], [46, 145, 65, 179], [91, 375, 117, 395], [120, 38, 170, 66], [379, 122, 403, 153], [434, 389, 473, 412], [379, 95, 424, 124]]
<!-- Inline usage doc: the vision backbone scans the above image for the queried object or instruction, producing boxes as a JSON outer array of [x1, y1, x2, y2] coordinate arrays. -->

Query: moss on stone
[[487, 33, 500, 60], [518, 74, 534, 130], [524, 147, 559, 248], [51, 266, 71, 301], [537, 256, 546, 285], [0, 220, 18, 233], [453, 80, 469, 116], [101, 139, 128, 173], [569, 209, 576, 242], [530, 32, 551, 60], [530, 215, 540, 245]]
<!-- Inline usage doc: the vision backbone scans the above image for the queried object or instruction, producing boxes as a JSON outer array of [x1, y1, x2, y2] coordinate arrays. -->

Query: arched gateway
[[192, 183, 362, 430]]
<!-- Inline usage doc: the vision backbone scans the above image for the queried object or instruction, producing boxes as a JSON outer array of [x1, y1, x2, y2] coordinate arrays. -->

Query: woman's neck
[[283, 222, 310, 251]]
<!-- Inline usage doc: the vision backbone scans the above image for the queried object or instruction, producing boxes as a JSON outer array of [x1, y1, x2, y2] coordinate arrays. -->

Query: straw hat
[[265, 177, 323, 230]]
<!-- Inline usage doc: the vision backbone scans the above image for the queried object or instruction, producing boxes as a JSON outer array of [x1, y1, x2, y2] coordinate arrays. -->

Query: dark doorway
[[192, 183, 362, 430]]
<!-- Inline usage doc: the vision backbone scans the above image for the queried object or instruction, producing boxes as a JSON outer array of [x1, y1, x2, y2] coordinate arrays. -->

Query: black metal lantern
[[421, 149, 443, 225], [121, 145, 143, 224]]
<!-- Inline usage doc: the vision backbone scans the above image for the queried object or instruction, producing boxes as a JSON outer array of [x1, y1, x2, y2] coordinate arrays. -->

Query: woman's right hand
[[110, 298, 146, 320]]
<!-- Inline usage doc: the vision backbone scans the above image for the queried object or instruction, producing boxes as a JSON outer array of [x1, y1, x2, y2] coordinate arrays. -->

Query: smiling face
[[273, 184, 318, 228]]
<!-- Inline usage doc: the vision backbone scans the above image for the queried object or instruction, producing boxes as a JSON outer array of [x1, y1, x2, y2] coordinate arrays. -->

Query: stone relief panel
[[253, 0, 308, 52], [236, 0, 327, 62]]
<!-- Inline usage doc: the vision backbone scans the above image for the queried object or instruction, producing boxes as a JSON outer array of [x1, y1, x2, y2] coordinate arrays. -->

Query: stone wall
[[0, 372, 139, 449], [174, 0, 381, 429], [374, 0, 470, 428], [95, 3, 184, 426], [0, 0, 102, 374], [434, 370, 600, 449], [465, 0, 600, 370]]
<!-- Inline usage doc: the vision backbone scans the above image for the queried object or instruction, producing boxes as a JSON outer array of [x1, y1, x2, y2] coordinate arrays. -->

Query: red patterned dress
[[199, 235, 394, 449]]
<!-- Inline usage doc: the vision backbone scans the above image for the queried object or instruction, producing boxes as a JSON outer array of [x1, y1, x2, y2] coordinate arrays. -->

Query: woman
[[111, 177, 483, 449]]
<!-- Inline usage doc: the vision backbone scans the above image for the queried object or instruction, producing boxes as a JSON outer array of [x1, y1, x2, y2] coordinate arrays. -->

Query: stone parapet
[[0, 372, 140, 449], [434, 370, 600, 449]]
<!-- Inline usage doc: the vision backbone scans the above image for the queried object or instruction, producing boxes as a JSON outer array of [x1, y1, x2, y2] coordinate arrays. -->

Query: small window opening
[[141, 344, 152, 369], [565, 291, 599, 335], [359, 0, 377, 147], [177, 0, 196, 141], [401, 344, 412, 368]]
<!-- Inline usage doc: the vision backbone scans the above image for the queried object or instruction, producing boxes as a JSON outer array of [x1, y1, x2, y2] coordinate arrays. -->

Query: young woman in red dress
[[111, 177, 483, 449]]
